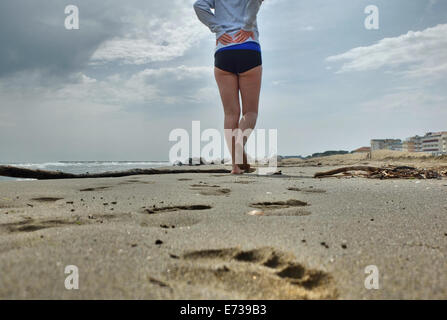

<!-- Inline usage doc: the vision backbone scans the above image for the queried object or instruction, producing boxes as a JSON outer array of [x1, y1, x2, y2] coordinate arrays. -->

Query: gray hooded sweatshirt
[[193, 0, 263, 52]]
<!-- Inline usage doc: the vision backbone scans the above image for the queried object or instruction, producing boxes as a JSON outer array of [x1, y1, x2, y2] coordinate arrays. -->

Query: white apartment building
[[371, 131, 447, 155], [421, 131, 447, 155], [370, 139, 402, 151], [402, 135, 422, 153]]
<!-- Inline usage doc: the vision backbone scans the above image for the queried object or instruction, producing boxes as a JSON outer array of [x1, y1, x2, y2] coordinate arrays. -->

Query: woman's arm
[[193, 0, 226, 39], [242, 0, 264, 32]]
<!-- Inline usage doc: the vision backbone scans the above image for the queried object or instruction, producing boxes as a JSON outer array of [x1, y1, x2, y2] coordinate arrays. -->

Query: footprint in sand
[[0, 212, 124, 233], [288, 187, 326, 193], [141, 204, 212, 214], [189, 184, 231, 196], [249, 199, 311, 216], [162, 247, 337, 299], [79, 186, 112, 192], [140, 214, 201, 228], [0, 201, 24, 209], [250, 199, 308, 210], [1, 197, 64, 209], [139, 204, 211, 228], [30, 197, 64, 202], [118, 180, 155, 185], [190, 184, 221, 188], [248, 208, 311, 217], [0, 218, 83, 233]]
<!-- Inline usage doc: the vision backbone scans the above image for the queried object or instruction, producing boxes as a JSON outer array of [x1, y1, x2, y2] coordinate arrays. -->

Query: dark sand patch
[[177, 178, 192, 181], [164, 247, 336, 299]]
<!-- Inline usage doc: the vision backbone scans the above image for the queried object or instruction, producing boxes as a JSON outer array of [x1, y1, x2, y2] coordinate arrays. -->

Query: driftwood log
[[314, 165, 447, 179], [314, 166, 380, 178], [0, 165, 230, 180]]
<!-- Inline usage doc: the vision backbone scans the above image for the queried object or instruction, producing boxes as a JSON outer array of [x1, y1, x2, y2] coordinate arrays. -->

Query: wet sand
[[1, 161, 447, 299]]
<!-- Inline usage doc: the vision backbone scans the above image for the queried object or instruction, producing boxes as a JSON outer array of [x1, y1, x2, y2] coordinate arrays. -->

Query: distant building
[[369, 131, 446, 155], [420, 131, 447, 155], [352, 147, 371, 153], [370, 139, 402, 151], [402, 135, 422, 153]]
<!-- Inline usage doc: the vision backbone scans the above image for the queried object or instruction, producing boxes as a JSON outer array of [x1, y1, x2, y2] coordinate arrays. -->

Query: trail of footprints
[[0, 177, 327, 233], [1, 177, 336, 298], [161, 247, 337, 299]]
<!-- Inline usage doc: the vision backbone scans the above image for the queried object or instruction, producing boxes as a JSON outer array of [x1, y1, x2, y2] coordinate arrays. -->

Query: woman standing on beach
[[193, 0, 264, 174]]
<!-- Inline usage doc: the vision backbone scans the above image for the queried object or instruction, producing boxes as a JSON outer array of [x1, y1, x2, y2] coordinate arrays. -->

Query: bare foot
[[237, 150, 250, 172], [231, 164, 244, 175]]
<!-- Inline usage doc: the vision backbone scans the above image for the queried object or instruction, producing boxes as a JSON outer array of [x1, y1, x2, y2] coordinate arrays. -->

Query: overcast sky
[[0, 0, 446, 162]]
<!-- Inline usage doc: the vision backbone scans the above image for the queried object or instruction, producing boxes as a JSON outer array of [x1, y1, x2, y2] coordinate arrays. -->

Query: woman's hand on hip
[[233, 29, 254, 43], [216, 33, 235, 45]]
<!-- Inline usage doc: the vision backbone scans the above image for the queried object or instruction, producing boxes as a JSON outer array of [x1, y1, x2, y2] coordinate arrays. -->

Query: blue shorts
[[214, 41, 262, 75]]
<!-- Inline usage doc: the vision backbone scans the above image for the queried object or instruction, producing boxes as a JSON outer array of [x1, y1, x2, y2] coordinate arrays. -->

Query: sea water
[[0, 161, 171, 181]]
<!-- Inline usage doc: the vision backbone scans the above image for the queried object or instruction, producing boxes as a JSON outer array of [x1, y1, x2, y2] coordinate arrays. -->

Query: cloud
[[0, 64, 215, 112], [0, 0, 206, 78], [326, 24, 447, 79], [90, 1, 207, 65], [360, 90, 447, 114], [0, 0, 121, 79], [0, 95, 173, 161], [0, 64, 216, 160], [301, 26, 315, 31], [128, 65, 214, 103]]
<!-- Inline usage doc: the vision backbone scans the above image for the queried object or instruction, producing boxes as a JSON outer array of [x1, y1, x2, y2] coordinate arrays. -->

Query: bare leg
[[214, 67, 243, 174], [237, 65, 262, 171]]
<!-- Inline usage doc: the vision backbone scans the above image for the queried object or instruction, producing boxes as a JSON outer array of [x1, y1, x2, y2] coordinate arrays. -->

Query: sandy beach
[[1, 152, 447, 299]]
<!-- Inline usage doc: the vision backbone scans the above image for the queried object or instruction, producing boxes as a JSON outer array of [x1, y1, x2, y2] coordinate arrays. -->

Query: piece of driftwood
[[314, 166, 380, 178], [0, 165, 230, 180], [314, 165, 447, 179]]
